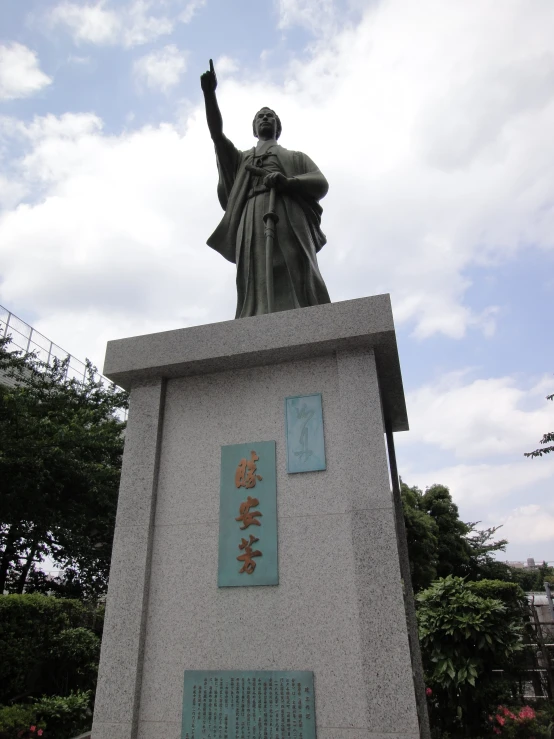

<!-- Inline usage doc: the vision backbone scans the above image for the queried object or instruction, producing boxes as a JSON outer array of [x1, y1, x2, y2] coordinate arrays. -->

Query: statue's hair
[[252, 107, 282, 140]]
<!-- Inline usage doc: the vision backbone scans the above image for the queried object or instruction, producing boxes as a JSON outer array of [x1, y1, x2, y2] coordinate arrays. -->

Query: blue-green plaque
[[285, 394, 326, 474], [181, 670, 316, 739], [218, 441, 278, 587]]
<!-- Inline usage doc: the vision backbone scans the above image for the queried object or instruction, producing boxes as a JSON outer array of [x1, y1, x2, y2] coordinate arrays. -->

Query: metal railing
[[0, 305, 126, 419], [0, 304, 101, 383]]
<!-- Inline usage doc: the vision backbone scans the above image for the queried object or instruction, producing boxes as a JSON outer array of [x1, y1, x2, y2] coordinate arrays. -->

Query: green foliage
[[525, 390, 554, 458], [401, 483, 439, 590], [465, 579, 528, 634], [0, 703, 43, 738], [0, 339, 122, 736], [423, 485, 473, 580], [508, 561, 554, 592], [417, 576, 524, 735], [0, 335, 128, 597], [34, 691, 92, 739], [463, 525, 511, 582], [401, 481, 509, 591], [0, 692, 91, 739], [0, 594, 102, 705]]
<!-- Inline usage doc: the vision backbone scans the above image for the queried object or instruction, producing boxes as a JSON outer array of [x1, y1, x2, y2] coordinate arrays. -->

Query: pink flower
[[493, 728, 501, 735], [496, 715, 505, 726], [37, 732, 43, 737], [30, 728, 36, 733], [519, 706, 536, 720], [425, 687, 432, 697]]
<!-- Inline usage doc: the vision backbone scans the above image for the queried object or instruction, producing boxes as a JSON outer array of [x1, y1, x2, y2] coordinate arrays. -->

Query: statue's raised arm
[[202, 59, 331, 319], [200, 59, 223, 141]]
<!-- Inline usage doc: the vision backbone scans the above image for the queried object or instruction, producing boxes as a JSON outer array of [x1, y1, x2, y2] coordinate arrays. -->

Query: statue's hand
[[263, 172, 292, 192], [200, 59, 217, 94]]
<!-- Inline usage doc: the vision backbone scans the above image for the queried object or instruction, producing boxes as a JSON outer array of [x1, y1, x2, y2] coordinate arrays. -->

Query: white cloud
[[67, 55, 93, 66], [276, 0, 339, 36], [2, 1, 554, 564], [404, 461, 554, 561], [122, 0, 173, 47], [49, 0, 204, 48], [495, 503, 554, 545], [256, 0, 554, 339], [134, 45, 188, 93], [49, 1, 120, 44], [179, 0, 206, 24], [0, 43, 51, 101], [0, 110, 234, 366], [292, 0, 554, 338], [402, 373, 554, 460], [398, 455, 554, 559], [214, 56, 239, 76], [396, 369, 554, 557], [403, 459, 554, 507], [0, 174, 27, 211], [2, 0, 554, 356]]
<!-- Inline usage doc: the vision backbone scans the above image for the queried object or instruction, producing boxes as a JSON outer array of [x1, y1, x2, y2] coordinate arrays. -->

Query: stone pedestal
[[91, 295, 425, 739]]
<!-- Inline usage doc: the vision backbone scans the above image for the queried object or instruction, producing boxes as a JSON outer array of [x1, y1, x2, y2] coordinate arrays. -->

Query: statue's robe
[[207, 135, 331, 318]]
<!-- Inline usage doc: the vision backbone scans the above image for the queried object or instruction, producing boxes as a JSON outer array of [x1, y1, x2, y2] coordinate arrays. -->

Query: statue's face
[[255, 108, 278, 140]]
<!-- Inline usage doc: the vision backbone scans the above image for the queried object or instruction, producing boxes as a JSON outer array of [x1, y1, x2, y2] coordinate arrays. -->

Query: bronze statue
[[201, 59, 331, 318]]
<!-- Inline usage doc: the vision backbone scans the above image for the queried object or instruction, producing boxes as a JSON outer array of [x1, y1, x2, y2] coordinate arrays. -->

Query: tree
[[463, 524, 510, 581], [401, 483, 439, 591], [0, 336, 128, 597], [422, 484, 472, 580], [401, 481, 509, 591], [508, 561, 554, 592], [525, 389, 553, 458]]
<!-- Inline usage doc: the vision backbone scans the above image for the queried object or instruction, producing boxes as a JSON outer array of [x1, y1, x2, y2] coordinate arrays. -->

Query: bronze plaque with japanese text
[[181, 670, 316, 739]]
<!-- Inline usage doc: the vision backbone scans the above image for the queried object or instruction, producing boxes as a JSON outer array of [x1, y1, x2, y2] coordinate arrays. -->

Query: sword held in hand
[[245, 163, 279, 313]]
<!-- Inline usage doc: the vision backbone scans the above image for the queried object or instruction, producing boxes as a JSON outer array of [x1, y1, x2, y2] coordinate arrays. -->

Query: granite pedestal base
[[91, 295, 426, 739]]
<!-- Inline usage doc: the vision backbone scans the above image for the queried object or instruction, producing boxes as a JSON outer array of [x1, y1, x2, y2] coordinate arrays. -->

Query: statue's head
[[252, 107, 282, 140]]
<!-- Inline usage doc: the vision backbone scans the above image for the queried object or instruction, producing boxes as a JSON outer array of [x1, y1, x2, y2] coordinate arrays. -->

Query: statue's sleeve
[[291, 152, 329, 202], [213, 135, 243, 210]]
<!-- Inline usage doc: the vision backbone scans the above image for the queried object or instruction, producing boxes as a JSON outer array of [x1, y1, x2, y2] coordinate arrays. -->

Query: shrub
[[417, 576, 524, 735], [0, 692, 91, 739], [467, 580, 527, 618], [34, 691, 92, 739], [0, 705, 43, 738], [487, 703, 554, 737], [0, 595, 102, 704]]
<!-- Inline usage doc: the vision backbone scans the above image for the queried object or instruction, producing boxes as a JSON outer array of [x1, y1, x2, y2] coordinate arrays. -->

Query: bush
[[0, 594, 102, 704], [487, 703, 554, 738], [34, 691, 92, 739], [0, 692, 91, 739], [0, 704, 43, 738], [467, 580, 527, 616], [417, 576, 524, 735]]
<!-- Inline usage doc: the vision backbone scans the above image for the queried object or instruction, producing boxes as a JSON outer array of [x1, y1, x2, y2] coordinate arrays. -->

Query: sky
[[0, 0, 553, 563]]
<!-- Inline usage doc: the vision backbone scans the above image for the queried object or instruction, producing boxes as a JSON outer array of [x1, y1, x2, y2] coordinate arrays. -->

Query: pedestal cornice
[[104, 294, 408, 432]]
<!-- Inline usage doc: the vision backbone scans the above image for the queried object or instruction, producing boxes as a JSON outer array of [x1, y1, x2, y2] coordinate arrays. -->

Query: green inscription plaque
[[181, 670, 316, 739], [218, 441, 278, 587], [285, 394, 326, 474]]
